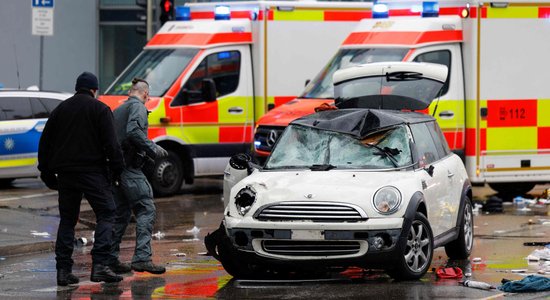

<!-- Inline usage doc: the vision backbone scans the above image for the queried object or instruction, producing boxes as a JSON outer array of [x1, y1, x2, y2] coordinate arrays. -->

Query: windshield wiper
[[367, 144, 401, 168], [310, 164, 336, 171]]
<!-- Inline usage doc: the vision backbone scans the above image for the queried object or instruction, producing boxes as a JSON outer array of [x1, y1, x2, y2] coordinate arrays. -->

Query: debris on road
[[436, 267, 463, 279], [171, 253, 186, 257], [30, 231, 50, 238], [461, 280, 495, 290], [499, 275, 550, 293], [152, 231, 165, 240], [526, 248, 550, 262]]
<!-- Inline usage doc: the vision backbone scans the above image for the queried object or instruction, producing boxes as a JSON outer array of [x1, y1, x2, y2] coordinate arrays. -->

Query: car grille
[[262, 240, 362, 257], [254, 126, 285, 153], [254, 202, 367, 222]]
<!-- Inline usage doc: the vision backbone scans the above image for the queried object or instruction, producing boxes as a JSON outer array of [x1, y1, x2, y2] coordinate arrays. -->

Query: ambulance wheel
[[0, 178, 14, 187], [445, 198, 473, 259], [488, 182, 535, 196], [150, 150, 184, 197]]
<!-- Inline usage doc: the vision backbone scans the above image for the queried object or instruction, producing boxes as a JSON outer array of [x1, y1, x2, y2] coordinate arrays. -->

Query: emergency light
[[372, 3, 389, 19], [422, 1, 439, 17], [215, 5, 231, 20], [175, 6, 191, 21]]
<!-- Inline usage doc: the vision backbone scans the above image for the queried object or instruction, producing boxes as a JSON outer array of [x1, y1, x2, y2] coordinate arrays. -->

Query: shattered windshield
[[265, 125, 412, 170], [300, 48, 408, 99], [105, 48, 199, 97]]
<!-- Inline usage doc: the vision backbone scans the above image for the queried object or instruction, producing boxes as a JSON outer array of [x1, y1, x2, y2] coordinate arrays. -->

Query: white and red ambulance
[[254, 0, 550, 195]]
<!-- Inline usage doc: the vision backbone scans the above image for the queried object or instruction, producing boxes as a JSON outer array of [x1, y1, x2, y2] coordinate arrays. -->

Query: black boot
[[108, 260, 132, 274], [131, 261, 166, 274], [91, 264, 123, 283], [57, 269, 79, 286]]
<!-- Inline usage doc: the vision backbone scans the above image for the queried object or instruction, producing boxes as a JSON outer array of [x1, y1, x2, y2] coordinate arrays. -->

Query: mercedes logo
[[266, 130, 279, 147]]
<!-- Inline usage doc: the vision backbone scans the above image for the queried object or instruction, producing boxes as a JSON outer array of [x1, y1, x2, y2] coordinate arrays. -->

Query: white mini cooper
[[206, 62, 473, 280]]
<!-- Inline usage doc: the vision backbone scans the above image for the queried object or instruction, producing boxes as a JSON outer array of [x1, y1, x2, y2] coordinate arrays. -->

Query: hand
[[40, 172, 58, 190], [155, 145, 168, 158]]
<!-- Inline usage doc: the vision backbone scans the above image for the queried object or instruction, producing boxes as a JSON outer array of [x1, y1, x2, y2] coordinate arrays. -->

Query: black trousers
[[55, 172, 115, 271]]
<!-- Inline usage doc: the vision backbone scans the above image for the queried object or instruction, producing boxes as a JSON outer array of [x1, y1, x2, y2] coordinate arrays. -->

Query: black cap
[[75, 72, 99, 91]]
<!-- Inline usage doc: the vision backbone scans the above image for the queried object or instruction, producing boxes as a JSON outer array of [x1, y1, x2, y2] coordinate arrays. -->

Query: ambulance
[[253, 0, 550, 195], [100, 1, 374, 195]]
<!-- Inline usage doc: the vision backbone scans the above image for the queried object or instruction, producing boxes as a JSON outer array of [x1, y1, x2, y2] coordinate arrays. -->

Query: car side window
[[410, 123, 441, 167], [427, 121, 451, 157], [30, 98, 49, 118], [39, 98, 62, 113], [413, 50, 451, 96], [183, 51, 241, 104], [0, 97, 33, 120]]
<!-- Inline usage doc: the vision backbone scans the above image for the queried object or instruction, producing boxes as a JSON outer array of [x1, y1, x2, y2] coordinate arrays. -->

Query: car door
[[411, 122, 452, 237]]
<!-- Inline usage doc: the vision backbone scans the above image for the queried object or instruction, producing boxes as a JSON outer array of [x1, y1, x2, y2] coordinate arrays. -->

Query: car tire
[[147, 150, 184, 197], [445, 198, 474, 259], [388, 212, 433, 281], [0, 178, 15, 187]]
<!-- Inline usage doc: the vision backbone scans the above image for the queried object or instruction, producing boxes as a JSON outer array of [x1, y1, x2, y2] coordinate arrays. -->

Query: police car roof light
[[215, 5, 231, 20], [372, 3, 389, 19], [175, 6, 191, 21], [422, 1, 439, 17]]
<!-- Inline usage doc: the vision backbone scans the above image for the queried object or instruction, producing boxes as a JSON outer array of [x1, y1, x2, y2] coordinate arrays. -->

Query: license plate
[[291, 230, 324, 240]]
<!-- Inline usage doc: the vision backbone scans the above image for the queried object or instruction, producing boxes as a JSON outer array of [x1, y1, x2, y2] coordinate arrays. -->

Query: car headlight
[[235, 186, 256, 216], [373, 186, 402, 214]]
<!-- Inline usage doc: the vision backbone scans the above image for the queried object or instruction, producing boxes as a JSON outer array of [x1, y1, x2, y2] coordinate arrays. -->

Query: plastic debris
[[152, 231, 165, 240], [30, 231, 50, 238], [74, 237, 87, 247], [472, 203, 483, 216], [171, 253, 186, 257], [0, 257, 5, 261], [461, 280, 495, 290], [511, 269, 528, 273], [472, 257, 482, 263], [499, 275, 550, 293], [186, 226, 201, 240], [526, 248, 550, 261]]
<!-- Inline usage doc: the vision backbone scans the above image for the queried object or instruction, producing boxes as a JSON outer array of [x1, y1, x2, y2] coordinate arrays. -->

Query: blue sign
[[32, 0, 54, 8]]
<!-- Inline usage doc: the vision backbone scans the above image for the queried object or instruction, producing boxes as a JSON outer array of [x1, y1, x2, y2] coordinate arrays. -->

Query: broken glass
[[265, 125, 412, 170]]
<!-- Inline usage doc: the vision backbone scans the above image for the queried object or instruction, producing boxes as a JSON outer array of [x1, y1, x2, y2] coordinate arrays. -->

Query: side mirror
[[425, 165, 434, 177], [172, 89, 189, 107], [229, 153, 251, 170], [202, 78, 217, 102]]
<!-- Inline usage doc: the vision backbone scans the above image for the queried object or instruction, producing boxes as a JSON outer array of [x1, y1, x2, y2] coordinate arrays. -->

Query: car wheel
[[147, 150, 184, 197], [388, 212, 433, 281], [0, 178, 15, 187], [445, 198, 473, 259]]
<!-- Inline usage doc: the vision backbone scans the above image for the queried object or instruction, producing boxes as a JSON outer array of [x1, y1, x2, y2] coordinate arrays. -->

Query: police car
[[0, 89, 70, 186]]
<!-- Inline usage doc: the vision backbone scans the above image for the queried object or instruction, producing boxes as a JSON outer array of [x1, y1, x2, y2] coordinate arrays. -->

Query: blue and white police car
[[0, 89, 70, 186]]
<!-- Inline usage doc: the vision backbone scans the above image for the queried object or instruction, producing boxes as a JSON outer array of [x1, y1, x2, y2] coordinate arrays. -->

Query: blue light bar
[[372, 3, 389, 19], [175, 6, 191, 21], [215, 5, 231, 20], [422, 1, 439, 17]]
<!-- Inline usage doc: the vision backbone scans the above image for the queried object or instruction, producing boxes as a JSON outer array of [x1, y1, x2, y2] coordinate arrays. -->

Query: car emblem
[[304, 194, 314, 199], [266, 130, 279, 147]]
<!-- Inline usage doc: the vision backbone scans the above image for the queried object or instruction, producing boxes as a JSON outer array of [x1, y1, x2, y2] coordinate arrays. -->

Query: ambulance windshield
[[301, 48, 408, 99], [105, 48, 199, 97]]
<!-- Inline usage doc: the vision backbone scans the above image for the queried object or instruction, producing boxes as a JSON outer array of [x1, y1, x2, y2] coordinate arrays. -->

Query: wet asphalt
[[0, 179, 549, 299]]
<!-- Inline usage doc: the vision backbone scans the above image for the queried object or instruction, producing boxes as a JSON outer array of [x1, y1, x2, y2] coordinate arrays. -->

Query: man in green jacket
[[108, 78, 168, 274]]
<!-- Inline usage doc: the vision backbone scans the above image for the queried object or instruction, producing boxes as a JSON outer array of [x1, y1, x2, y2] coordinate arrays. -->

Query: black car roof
[[290, 108, 435, 139]]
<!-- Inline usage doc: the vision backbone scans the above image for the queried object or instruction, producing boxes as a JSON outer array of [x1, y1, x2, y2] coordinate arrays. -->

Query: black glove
[[154, 145, 168, 158], [40, 172, 58, 190]]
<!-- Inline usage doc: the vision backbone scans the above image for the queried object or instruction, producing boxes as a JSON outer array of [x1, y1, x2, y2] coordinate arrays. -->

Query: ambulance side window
[[413, 50, 451, 96], [0, 97, 33, 120], [184, 51, 241, 103]]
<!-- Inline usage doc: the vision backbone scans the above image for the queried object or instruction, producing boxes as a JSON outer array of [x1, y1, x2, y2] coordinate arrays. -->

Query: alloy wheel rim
[[404, 220, 431, 273], [464, 203, 473, 251]]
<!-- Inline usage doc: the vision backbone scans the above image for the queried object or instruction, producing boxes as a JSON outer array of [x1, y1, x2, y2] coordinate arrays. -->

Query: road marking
[[477, 293, 506, 300], [0, 192, 57, 202]]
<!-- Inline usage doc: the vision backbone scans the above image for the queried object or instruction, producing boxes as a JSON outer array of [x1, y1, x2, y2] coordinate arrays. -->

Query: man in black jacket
[[38, 72, 125, 286]]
